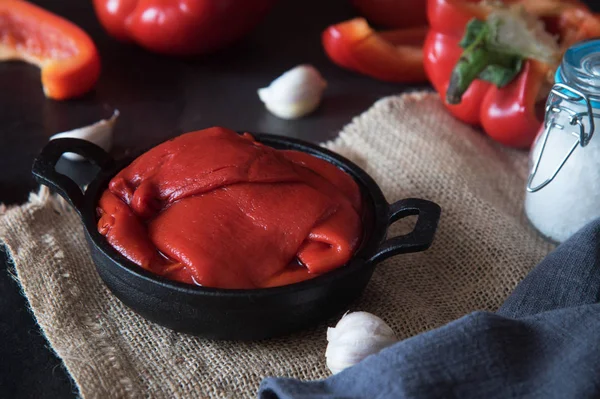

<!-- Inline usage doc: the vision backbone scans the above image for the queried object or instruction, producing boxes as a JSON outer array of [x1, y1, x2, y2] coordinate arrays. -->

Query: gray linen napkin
[[259, 218, 600, 399]]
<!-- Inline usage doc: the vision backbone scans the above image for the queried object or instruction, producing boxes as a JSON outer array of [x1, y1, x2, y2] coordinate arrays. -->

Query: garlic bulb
[[49, 110, 119, 161], [258, 64, 327, 119], [325, 311, 398, 374]]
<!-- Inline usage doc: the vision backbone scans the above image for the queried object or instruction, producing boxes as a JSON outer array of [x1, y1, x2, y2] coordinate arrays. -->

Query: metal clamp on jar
[[525, 39, 600, 243]]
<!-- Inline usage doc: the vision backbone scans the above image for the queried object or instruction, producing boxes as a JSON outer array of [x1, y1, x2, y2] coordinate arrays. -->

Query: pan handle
[[32, 138, 115, 216], [368, 198, 441, 264]]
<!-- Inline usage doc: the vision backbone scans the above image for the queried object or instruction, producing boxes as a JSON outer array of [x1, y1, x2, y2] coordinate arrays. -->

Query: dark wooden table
[[0, 1, 409, 397]]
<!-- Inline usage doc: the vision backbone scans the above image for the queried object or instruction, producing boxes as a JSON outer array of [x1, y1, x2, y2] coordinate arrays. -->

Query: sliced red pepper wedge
[[556, 6, 600, 51], [322, 18, 427, 83], [0, 0, 100, 100], [423, 0, 600, 149]]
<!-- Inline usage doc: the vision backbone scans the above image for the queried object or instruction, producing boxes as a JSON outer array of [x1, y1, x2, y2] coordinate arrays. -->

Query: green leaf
[[459, 19, 488, 49], [478, 57, 523, 87]]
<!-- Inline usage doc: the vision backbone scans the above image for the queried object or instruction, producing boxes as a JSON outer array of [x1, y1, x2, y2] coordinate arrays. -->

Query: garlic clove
[[49, 109, 119, 161], [258, 64, 327, 120], [325, 311, 398, 374]]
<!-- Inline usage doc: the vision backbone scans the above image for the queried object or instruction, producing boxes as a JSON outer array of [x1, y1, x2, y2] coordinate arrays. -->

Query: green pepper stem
[[446, 18, 524, 105], [446, 42, 492, 105]]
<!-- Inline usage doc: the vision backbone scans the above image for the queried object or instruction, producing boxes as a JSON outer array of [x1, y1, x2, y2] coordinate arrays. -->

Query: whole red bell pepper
[[322, 18, 428, 83], [92, 0, 275, 56], [0, 0, 100, 100], [423, 0, 600, 148]]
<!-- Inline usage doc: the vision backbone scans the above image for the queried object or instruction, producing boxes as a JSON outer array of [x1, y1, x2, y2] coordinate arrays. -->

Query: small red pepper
[[322, 18, 428, 83], [0, 0, 100, 100], [92, 0, 275, 56], [423, 0, 600, 149]]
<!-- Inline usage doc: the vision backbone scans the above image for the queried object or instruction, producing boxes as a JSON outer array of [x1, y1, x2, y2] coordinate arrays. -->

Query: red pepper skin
[[481, 61, 549, 148], [424, 0, 600, 149], [92, 0, 275, 56], [0, 0, 100, 100], [424, 28, 490, 125], [322, 18, 427, 83]]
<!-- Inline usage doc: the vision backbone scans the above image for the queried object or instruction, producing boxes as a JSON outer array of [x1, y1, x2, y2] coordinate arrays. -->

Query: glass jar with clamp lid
[[526, 39, 600, 242]]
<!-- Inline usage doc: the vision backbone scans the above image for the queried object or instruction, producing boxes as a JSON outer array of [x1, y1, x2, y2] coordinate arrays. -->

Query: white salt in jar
[[525, 39, 600, 243]]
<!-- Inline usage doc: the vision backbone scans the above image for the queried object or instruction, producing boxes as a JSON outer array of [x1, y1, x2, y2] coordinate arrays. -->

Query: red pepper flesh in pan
[[97, 127, 364, 289]]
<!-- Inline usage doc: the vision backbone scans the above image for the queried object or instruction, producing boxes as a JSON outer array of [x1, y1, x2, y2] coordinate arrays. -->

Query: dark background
[[1, 1, 598, 398]]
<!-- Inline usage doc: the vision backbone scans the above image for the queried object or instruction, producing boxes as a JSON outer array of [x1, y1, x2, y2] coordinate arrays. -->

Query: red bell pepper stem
[[447, 19, 524, 104], [424, 0, 600, 149]]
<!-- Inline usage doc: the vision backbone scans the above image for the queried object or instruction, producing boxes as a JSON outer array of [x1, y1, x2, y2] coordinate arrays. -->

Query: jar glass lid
[[557, 38, 600, 106]]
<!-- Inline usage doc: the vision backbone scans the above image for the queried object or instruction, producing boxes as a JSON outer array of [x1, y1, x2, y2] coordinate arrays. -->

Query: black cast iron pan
[[32, 133, 441, 340]]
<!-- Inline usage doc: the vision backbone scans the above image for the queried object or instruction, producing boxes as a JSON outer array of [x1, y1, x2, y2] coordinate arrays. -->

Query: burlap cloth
[[0, 92, 554, 398]]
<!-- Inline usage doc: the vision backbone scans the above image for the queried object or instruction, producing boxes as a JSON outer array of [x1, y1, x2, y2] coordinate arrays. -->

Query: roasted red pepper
[[0, 0, 100, 100], [92, 0, 275, 56], [322, 18, 427, 83], [98, 127, 363, 289], [424, 0, 600, 148]]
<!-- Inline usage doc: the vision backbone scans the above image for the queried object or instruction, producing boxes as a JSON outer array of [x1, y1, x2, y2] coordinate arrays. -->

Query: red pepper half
[[322, 18, 427, 83], [0, 0, 100, 100], [93, 0, 275, 56], [423, 0, 600, 149]]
